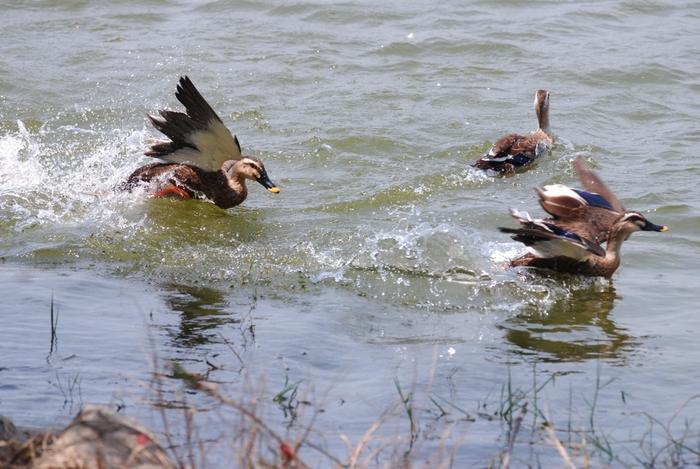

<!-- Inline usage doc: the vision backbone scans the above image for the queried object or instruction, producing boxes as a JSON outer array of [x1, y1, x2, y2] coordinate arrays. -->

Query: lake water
[[1, 0, 700, 467]]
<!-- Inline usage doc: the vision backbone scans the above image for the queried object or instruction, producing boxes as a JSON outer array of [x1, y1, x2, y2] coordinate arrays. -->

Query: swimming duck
[[499, 157, 667, 278], [119, 76, 279, 209], [474, 90, 552, 173]]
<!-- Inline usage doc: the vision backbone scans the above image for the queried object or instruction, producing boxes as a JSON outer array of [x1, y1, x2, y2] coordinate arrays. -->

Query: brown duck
[[474, 90, 552, 172], [499, 157, 667, 278], [119, 76, 280, 209]]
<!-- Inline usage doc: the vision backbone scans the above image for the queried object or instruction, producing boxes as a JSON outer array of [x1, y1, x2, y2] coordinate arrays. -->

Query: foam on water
[[299, 210, 590, 315], [0, 118, 290, 285], [0, 98, 651, 324]]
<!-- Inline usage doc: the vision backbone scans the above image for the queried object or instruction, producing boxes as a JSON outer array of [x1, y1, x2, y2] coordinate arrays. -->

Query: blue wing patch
[[572, 189, 615, 211], [542, 222, 584, 242], [506, 154, 531, 167]]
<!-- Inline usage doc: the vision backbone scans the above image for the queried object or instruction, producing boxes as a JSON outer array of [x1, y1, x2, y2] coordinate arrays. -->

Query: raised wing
[[573, 157, 626, 213], [145, 76, 242, 171], [534, 184, 618, 244]]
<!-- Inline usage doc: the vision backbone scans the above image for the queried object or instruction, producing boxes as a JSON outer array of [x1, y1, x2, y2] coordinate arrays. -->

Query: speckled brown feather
[[120, 162, 248, 209]]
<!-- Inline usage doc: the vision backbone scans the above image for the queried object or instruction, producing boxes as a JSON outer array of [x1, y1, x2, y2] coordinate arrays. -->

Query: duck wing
[[573, 157, 626, 213], [535, 184, 620, 244], [490, 133, 523, 157], [500, 209, 605, 259], [489, 133, 537, 163], [145, 76, 242, 172]]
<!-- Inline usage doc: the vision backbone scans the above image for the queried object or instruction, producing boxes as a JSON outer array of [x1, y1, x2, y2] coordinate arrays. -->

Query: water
[[1, 0, 700, 466]]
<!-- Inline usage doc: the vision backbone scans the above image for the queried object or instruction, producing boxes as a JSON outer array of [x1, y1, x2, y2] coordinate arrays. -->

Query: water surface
[[1, 0, 699, 466]]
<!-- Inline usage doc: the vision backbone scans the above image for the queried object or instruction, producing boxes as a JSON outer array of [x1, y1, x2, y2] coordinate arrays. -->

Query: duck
[[499, 157, 667, 278], [473, 90, 552, 173], [119, 76, 280, 209]]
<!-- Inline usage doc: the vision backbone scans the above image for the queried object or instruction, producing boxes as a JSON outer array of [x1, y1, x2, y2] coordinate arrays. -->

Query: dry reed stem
[[543, 424, 577, 469], [499, 398, 528, 469], [346, 409, 396, 469], [204, 384, 311, 469], [667, 393, 700, 427]]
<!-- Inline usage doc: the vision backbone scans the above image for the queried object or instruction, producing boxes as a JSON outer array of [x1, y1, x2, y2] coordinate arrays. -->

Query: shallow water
[[1, 0, 700, 466]]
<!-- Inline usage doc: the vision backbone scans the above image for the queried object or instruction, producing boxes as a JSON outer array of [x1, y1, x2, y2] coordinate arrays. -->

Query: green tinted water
[[1, 0, 699, 466]]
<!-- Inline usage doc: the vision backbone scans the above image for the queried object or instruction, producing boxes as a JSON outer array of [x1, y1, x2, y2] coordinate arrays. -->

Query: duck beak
[[643, 219, 668, 232], [257, 172, 280, 193]]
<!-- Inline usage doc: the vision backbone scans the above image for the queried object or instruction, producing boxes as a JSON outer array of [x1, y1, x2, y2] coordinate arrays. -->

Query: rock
[[0, 414, 45, 466], [0, 406, 175, 469]]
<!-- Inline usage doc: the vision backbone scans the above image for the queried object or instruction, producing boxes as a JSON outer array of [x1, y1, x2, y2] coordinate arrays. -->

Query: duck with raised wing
[[474, 90, 552, 173], [499, 157, 667, 278], [119, 76, 279, 209]]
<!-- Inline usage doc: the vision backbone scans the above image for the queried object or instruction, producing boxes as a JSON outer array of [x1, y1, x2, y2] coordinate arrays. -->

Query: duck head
[[613, 211, 667, 241], [225, 156, 280, 193]]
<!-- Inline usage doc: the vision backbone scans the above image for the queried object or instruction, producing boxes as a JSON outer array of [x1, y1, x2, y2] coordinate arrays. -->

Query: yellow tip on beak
[[660, 226, 668, 232], [268, 187, 280, 194]]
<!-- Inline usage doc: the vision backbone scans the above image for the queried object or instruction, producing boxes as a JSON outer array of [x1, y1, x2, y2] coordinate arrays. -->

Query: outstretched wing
[[145, 76, 242, 171], [500, 209, 605, 260]]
